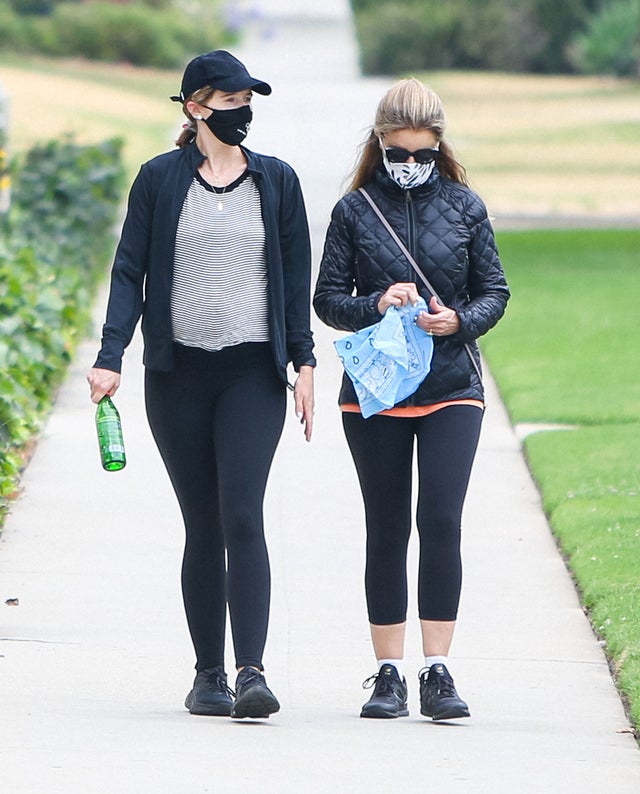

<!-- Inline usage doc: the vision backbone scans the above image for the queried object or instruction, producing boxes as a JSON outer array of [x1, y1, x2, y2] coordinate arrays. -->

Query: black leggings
[[342, 405, 483, 624], [145, 342, 286, 671]]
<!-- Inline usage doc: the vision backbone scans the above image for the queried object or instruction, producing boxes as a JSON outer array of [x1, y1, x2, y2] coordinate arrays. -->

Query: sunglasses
[[384, 147, 440, 164]]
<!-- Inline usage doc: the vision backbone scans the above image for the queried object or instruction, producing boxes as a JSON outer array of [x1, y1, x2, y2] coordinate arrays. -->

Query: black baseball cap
[[170, 50, 271, 102]]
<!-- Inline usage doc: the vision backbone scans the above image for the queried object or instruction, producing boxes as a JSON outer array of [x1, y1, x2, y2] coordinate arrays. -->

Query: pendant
[[217, 200, 224, 211]]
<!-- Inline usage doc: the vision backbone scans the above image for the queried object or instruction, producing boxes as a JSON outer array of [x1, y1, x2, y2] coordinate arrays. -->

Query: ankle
[[424, 655, 448, 670], [378, 659, 404, 679]]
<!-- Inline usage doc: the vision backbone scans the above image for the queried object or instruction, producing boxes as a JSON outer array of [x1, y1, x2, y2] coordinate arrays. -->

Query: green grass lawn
[[483, 229, 640, 731], [483, 230, 640, 424]]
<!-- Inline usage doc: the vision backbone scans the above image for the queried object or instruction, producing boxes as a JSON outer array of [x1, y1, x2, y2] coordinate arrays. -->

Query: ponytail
[[174, 85, 215, 149]]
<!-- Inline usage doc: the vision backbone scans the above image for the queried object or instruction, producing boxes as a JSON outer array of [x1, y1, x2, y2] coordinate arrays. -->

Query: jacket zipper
[[405, 190, 419, 406], [405, 191, 417, 282]]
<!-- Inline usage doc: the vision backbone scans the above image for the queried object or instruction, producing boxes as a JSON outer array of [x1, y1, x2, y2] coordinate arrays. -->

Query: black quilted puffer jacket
[[313, 168, 510, 406]]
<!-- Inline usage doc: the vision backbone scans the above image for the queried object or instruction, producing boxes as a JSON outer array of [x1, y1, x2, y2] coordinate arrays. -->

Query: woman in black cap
[[87, 50, 315, 720]]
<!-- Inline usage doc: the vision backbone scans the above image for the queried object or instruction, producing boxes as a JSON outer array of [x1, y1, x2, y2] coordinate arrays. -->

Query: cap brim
[[216, 78, 272, 96], [249, 80, 271, 96]]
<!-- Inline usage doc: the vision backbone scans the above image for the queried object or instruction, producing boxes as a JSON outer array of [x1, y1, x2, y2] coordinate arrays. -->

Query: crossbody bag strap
[[358, 187, 483, 383], [359, 187, 442, 301]]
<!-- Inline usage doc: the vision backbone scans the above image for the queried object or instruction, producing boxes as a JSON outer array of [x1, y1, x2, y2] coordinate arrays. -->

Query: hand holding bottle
[[86, 367, 121, 404]]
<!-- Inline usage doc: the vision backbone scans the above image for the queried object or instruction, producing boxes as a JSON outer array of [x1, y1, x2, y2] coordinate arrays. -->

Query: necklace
[[212, 184, 227, 212]]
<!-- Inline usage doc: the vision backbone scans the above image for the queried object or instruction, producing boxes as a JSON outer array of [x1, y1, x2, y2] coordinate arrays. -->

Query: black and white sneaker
[[419, 663, 470, 720], [360, 663, 409, 719], [230, 667, 280, 719], [185, 666, 234, 716]]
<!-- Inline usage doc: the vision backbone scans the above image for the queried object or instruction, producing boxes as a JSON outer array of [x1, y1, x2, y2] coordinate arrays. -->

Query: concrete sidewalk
[[1, 2, 639, 791]]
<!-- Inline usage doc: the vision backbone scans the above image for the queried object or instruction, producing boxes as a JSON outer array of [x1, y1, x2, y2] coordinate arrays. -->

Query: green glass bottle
[[95, 396, 126, 471]]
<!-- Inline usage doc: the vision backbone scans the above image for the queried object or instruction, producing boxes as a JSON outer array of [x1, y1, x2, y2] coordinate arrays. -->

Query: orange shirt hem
[[340, 399, 484, 418]]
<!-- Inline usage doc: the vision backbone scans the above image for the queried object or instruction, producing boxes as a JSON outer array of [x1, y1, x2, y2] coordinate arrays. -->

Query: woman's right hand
[[377, 282, 421, 315], [86, 367, 121, 404]]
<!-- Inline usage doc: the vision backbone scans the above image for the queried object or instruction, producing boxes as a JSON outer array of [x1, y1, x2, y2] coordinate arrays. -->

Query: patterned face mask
[[379, 138, 438, 190]]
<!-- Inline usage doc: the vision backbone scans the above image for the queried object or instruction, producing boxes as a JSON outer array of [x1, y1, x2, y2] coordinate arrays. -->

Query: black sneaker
[[230, 667, 280, 719], [360, 663, 409, 718], [419, 663, 470, 720], [185, 666, 234, 716]]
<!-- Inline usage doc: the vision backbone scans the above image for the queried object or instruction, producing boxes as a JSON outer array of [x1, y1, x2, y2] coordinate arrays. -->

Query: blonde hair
[[348, 78, 467, 192], [175, 85, 215, 148], [374, 77, 447, 139]]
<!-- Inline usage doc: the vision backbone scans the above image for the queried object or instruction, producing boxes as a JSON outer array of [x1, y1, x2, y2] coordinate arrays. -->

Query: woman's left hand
[[294, 365, 314, 442], [415, 296, 461, 336]]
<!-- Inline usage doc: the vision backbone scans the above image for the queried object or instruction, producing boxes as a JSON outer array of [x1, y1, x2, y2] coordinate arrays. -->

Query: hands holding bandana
[[334, 298, 434, 418]]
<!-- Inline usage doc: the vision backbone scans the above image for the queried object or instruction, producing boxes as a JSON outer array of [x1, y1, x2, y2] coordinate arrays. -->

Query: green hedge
[[0, 0, 233, 68], [350, 0, 639, 76], [0, 136, 124, 523]]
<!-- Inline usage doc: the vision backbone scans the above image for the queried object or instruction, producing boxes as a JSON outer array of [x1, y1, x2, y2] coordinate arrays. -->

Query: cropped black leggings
[[342, 405, 483, 624], [145, 343, 286, 672]]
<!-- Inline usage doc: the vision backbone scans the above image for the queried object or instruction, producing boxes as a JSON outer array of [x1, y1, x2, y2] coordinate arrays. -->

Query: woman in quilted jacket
[[314, 78, 510, 721]]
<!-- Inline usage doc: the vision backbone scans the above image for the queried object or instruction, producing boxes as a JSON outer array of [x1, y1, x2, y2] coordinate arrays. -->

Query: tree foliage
[[350, 0, 637, 76], [569, 0, 640, 76]]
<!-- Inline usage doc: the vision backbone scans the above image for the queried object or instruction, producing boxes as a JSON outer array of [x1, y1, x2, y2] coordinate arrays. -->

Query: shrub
[[355, 0, 554, 75], [569, 0, 640, 76], [350, 0, 603, 75], [0, 3, 27, 50], [7, 0, 55, 14], [528, 0, 600, 72], [47, 3, 180, 67], [356, 2, 463, 74], [0, 0, 233, 68], [12, 136, 123, 265], [458, 0, 549, 72], [0, 136, 124, 523]]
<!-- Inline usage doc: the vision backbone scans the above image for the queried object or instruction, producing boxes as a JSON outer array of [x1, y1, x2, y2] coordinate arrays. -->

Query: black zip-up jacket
[[94, 142, 316, 382], [313, 169, 510, 406]]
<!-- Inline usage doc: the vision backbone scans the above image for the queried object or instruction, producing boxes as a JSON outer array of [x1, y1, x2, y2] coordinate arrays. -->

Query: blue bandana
[[334, 298, 434, 418]]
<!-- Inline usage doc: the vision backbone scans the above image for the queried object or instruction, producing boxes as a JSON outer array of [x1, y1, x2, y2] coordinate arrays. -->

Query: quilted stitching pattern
[[314, 171, 510, 405]]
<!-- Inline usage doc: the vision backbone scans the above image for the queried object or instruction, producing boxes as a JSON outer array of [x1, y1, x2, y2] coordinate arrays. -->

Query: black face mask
[[202, 104, 252, 146]]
